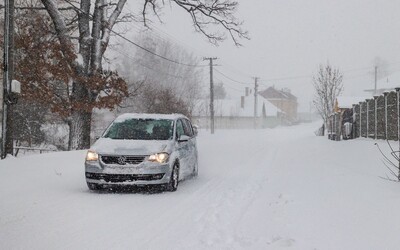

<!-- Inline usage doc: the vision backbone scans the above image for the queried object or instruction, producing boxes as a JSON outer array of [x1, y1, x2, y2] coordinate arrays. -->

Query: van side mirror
[[178, 135, 190, 142], [193, 125, 199, 137]]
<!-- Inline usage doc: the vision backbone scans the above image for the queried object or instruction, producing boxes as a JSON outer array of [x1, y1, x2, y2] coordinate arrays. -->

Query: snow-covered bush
[[41, 123, 69, 151]]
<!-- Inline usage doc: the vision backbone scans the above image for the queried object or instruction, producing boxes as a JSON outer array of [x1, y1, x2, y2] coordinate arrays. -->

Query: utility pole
[[1, 0, 15, 159], [204, 57, 217, 134], [253, 77, 259, 129]]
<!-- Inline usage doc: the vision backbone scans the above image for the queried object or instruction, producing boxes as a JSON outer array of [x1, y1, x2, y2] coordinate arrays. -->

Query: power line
[[218, 62, 254, 78], [123, 25, 210, 69], [342, 66, 374, 73], [342, 61, 400, 73], [258, 63, 400, 83], [112, 30, 203, 67], [144, 22, 207, 59], [214, 68, 250, 85], [260, 74, 312, 82], [112, 47, 188, 79], [114, 23, 210, 69], [214, 76, 243, 92], [344, 68, 400, 81], [111, 15, 211, 68]]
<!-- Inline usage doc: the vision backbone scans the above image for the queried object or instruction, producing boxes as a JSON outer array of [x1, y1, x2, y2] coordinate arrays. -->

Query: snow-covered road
[[1, 122, 400, 249]]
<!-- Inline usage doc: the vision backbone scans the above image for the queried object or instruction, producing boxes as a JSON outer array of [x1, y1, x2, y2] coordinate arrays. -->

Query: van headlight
[[86, 150, 99, 162], [148, 152, 169, 163]]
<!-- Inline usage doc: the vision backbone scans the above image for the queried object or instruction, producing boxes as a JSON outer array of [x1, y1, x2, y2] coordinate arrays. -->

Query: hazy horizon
[[118, 0, 400, 112]]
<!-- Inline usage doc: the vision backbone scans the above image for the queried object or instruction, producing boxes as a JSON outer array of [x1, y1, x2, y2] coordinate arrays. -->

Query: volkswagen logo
[[117, 156, 127, 165]]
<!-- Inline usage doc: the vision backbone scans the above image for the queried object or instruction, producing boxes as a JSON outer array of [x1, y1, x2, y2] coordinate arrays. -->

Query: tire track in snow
[[184, 142, 281, 249], [193, 179, 267, 249], [136, 132, 281, 249], [135, 177, 230, 249]]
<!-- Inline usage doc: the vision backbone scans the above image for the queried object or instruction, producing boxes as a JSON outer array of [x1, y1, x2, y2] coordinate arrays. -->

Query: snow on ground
[[1, 122, 400, 249]]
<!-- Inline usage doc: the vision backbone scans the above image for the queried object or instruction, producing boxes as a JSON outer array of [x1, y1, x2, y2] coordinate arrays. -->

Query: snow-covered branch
[[101, 0, 127, 46], [143, 0, 249, 46]]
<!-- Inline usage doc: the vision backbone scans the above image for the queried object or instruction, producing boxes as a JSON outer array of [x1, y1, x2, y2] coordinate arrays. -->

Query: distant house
[[334, 96, 369, 113], [193, 88, 282, 129], [258, 86, 298, 124]]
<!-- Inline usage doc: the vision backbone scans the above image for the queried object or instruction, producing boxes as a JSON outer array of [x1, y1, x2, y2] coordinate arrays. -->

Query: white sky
[[122, 0, 400, 112]]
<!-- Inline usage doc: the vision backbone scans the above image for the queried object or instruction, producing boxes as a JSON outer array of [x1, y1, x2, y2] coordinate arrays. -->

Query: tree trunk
[[41, 0, 127, 151], [68, 110, 92, 150]]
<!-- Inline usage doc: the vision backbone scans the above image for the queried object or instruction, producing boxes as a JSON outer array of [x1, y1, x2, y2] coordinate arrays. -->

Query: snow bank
[[1, 122, 399, 249]]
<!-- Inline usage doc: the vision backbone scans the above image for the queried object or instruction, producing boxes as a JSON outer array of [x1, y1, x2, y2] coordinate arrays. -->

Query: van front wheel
[[87, 182, 101, 191], [167, 164, 179, 192]]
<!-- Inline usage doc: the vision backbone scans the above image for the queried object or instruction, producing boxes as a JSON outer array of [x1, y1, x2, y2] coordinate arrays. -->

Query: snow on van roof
[[114, 113, 187, 122]]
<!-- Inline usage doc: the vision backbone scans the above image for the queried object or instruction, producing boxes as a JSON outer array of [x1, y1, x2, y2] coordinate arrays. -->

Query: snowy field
[[1, 122, 400, 249]]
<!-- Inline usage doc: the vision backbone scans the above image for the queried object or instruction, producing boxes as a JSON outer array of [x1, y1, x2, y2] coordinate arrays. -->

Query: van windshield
[[104, 119, 174, 140]]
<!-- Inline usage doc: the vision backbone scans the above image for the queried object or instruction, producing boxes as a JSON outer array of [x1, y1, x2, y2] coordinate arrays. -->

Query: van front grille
[[100, 155, 146, 165]]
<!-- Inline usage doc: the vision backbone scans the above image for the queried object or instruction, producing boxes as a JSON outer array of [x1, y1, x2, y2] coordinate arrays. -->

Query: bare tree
[[312, 64, 343, 126], [214, 82, 227, 100], [38, 0, 247, 150]]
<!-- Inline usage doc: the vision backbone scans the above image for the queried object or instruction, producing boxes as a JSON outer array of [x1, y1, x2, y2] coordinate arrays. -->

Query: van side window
[[176, 119, 185, 139], [182, 119, 194, 137]]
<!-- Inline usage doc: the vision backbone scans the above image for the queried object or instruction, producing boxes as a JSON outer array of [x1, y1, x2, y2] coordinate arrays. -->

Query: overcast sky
[[123, 0, 400, 112]]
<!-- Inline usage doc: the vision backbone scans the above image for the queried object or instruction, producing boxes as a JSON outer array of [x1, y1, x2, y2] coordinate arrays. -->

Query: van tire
[[87, 182, 101, 191], [167, 164, 179, 192]]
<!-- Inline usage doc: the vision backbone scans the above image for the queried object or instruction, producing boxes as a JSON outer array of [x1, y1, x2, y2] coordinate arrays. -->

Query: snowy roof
[[193, 94, 282, 118], [238, 94, 282, 117], [336, 96, 370, 109], [259, 86, 297, 102], [114, 113, 187, 122]]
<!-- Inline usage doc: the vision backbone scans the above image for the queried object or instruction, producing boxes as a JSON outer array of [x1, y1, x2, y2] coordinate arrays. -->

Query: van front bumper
[[85, 161, 171, 186]]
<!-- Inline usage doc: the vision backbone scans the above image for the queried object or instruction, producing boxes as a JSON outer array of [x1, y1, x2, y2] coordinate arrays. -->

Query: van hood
[[91, 138, 172, 156]]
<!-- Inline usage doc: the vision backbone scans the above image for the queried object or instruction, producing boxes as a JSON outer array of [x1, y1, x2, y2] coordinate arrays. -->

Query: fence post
[[396, 88, 400, 141], [374, 96, 378, 140], [396, 88, 400, 181], [352, 104, 356, 138], [332, 114, 335, 140], [336, 112, 339, 140], [384, 92, 388, 140], [336, 112, 340, 141], [366, 99, 370, 138], [333, 113, 336, 140], [359, 102, 363, 138]]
